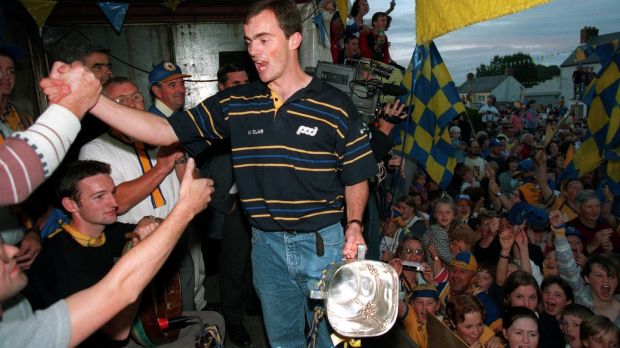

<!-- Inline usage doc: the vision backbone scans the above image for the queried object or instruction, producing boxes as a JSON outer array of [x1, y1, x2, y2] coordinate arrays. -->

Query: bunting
[[96, 2, 128, 34], [20, 0, 57, 30]]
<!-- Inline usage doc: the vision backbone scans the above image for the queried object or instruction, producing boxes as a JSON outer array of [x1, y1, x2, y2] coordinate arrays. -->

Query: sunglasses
[[403, 247, 424, 255]]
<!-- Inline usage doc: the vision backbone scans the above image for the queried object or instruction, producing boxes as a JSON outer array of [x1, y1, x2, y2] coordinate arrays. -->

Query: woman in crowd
[[387, 235, 434, 301], [445, 294, 502, 348], [501, 307, 539, 348], [503, 271, 541, 313], [579, 315, 619, 348], [345, 0, 369, 36]]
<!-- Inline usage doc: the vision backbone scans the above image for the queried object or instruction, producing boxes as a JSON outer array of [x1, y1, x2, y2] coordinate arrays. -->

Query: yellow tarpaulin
[[415, 0, 552, 44]]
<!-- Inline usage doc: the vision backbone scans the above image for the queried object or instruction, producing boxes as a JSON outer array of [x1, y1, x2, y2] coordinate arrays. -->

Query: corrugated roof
[[457, 75, 509, 94], [560, 31, 620, 67]]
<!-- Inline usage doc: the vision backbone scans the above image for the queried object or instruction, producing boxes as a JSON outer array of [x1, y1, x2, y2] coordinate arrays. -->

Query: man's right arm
[[42, 61, 178, 147], [90, 96, 178, 146]]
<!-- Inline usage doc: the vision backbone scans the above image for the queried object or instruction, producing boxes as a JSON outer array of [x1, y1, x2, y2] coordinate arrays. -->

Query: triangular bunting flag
[[96, 2, 128, 34], [164, 0, 182, 12], [20, 0, 57, 30]]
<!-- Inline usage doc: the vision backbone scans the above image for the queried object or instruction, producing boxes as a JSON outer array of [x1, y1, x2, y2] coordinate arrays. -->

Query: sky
[[366, 0, 619, 85]]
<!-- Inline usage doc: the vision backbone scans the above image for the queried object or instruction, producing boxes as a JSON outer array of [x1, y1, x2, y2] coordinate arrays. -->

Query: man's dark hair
[[371, 12, 387, 25], [581, 254, 619, 280], [217, 63, 246, 84], [102, 76, 136, 96], [57, 160, 111, 203], [344, 35, 358, 45], [245, 0, 301, 39], [0, 48, 16, 64], [64, 43, 110, 63]]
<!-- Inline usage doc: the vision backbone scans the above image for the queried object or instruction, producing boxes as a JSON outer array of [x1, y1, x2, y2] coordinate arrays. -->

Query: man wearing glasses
[[78, 77, 200, 311]]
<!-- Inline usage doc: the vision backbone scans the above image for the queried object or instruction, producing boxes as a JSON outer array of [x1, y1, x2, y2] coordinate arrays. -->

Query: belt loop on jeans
[[314, 232, 324, 257], [283, 230, 324, 256]]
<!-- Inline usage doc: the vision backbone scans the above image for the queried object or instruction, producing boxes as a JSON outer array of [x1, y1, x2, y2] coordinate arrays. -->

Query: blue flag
[[395, 42, 465, 189], [97, 2, 128, 34]]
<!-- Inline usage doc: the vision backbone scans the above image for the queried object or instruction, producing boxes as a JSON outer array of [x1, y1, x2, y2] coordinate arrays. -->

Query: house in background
[[523, 76, 561, 107], [457, 72, 524, 109], [559, 27, 620, 101]]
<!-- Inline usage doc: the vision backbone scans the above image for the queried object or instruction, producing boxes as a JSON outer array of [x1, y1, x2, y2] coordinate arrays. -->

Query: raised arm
[[64, 159, 214, 346], [0, 63, 101, 206], [41, 62, 178, 147], [90, 96, 178, 146]]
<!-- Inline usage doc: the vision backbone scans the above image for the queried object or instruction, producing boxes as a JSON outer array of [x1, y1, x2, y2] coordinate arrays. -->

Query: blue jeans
[[251, 223, 343, 348]]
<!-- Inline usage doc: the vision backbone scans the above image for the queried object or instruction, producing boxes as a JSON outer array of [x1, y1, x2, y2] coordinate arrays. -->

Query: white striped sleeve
[[12, 104, 81, 177]]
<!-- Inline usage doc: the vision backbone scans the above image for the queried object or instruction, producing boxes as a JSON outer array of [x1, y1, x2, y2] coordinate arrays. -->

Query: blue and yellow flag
[[396, 42, 465, 189], [415, 0, 551, 44], [558, 45, 620, 194]]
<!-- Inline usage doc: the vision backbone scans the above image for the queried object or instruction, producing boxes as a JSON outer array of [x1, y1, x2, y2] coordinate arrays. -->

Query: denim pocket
[[318, 224, 344, 247]]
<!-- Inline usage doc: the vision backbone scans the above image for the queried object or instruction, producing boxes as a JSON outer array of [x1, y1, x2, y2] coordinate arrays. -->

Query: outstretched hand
[[40, 61, 101, 118]]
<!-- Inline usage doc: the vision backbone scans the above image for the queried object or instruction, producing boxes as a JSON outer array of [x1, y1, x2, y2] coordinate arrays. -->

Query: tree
[[475, 52, 560, 87]]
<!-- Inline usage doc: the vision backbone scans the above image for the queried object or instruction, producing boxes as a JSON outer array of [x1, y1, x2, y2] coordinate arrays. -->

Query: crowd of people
[[376, 92, 619, 347], [0, 0, 619, 347]]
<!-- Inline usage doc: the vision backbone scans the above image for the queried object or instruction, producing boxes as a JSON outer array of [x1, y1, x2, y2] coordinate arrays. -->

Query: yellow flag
[[543, 124, 554, 148], [415, 0, 552, 44], [335, 0, 348, 26], [564, 143, 575, 168], [20, 0, 57, 30]]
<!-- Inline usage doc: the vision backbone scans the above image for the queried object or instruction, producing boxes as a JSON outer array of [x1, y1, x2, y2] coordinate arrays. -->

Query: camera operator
[[364, 99, 406, 260]]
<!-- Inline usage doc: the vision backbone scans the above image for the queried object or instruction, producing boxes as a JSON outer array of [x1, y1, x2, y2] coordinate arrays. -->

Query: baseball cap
[[489, 138, 502, 148], [514, 159, 535, 177], [412, 284, 439, 300], [507, 201, 548, 229], [456, 194, 472, 204], [148, 61, 191, 86], [565, 225, 586, 243], [451, 251, 478, 272]]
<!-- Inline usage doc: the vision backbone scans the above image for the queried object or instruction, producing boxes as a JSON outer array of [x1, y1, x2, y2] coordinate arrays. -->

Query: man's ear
[[288, 32, 303, 51], [151, 85, 162, 100], [61, 197, 80, 213]]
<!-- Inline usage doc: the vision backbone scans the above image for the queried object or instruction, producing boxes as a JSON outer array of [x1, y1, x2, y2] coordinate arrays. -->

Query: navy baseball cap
[[0, 43, 25, 61], [489, 138, 502, 148], [517, 159, 535, 172], [148, 61, 191, 86]]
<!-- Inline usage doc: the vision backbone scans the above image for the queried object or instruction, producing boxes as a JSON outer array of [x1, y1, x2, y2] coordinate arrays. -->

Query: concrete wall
[[44, 21, 248, 110]]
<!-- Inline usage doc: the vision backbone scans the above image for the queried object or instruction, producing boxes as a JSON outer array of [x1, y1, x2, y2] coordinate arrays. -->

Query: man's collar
[[154, 99, 175, 117]]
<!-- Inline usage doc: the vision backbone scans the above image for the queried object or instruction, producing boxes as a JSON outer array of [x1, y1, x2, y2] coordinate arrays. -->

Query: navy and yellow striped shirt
[[168, 78, 377, 232]]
